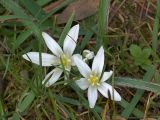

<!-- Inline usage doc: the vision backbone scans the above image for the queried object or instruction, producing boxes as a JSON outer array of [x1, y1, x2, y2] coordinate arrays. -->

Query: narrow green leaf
[[115, 76, 160, 93], [0, 98, 5, 120], [0, 15, 25, 21], [58, 12, 75, 46], [55, 92, 144, 118], [36, 0, 52, 6], [118, 100, 143, 118], [80, 31, 93, 50], [12, 113, 20, 120], [0, 0, 28, 19], [13, 30, 32, 50], [55, 95, 80, 106], [121, 66, 155, 118], [0, 0, 39, 35], [19, 0, 46, 20], [2, 55, 10, 79], [152, 0, 160, 51], [97, 0, 110, 47], [48, 90, 60, 120], [18, 91, 35, 112]]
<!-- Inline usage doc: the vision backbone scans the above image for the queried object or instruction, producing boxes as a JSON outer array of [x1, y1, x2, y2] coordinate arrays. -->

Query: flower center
[[88, 74, 100, 86], [60, 54, 71, 68]]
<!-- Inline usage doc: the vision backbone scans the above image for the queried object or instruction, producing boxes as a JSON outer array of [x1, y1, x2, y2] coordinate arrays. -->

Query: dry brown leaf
[[43, 0, 64, 13], [55, 0, 99, 24]]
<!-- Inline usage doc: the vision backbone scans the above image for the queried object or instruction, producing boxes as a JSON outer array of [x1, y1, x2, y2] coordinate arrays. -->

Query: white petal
[[75, 78, 89, 90], [42, 69, 55, 83], [63, 24, 79, 56], [98, 82, 121, 101], [92, 46, 104, 76], [83, 50, 94, 60], [88, 86, 98, 108], [22, 52, 59, 66], [101, 71, 113, 82], [71, 54, 82, 66], [42, 32, 63, 56], [74, 55, 91, 78], [42, 68, 63, 87]]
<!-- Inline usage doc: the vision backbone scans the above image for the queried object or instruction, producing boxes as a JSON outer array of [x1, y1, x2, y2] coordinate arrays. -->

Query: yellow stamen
[[60, 55, 71, 68], [88, 74, 99, 86]]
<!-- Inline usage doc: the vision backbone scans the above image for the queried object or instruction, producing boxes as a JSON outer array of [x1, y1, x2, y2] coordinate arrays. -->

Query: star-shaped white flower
[[22, 24, 79, 87], [82, 49, 94, 62], [74, 46, 121, 108]]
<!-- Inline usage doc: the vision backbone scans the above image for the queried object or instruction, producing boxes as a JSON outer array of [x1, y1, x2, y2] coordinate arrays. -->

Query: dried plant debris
[[43, 0, 64, 13], [54, 0, 99, 24]]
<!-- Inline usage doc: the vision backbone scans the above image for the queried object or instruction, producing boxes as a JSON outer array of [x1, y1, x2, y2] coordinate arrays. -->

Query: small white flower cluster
[[22, 24, 121, 108]]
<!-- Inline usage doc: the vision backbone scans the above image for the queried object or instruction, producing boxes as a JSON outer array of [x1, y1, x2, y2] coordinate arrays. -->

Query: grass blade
[[0, 15, 25, 21], [19, 0, 46, 20], [119, 99, 144, 118], [13, 30, 32, 50], [121, 66, 155, 118], [80, 30, 93, 50], [58, 12, 75, 46], [48, 90, 60, 120], [0, 0, 28, 19], [0, 98, 5, 120], [18, 91, 35, 112], [152, 0, 160, 51], [115, 76, 160, 93], [97, 0, 110, 47], [36, 0, 52, 6], [12, 113, 20, 120]]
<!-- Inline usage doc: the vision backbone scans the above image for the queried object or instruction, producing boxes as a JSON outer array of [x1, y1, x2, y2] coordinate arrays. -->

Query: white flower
[[83, 49, 94, 62], [83, 50, 94, 60], [74, 46, 121, 108], [22, 24, 79, 87]]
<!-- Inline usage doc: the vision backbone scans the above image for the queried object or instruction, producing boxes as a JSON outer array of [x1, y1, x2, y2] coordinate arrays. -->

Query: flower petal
[[42, 68, 63, 87], [88, 86, 98, 108], [42, 69, 55, 84], [92, 46, 104, 76], [75, 78, 89, 90], [42, 32, 63, 56], [71, 54, 82, 66], [22, 52, 59, 66], [101, 71, 113, 82], [83, 49, 94, 60], [63, 24, 79, 56], [98, 82, 121, 101], [74, 55, 91, 78]]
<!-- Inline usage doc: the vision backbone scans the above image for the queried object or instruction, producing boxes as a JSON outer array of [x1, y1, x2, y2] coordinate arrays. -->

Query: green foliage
[[152, 0, 160, 51], [97, 0, 110, 48], [59, 12, 75, 46], [0, 0, 160, 119], [115, 76, 160, 93], [121, 65, 155, 118], [0, 98, 5, 120], [17, 91, 35, 112], [12, 113, 20, 120], [129, 44, 152, 70]]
